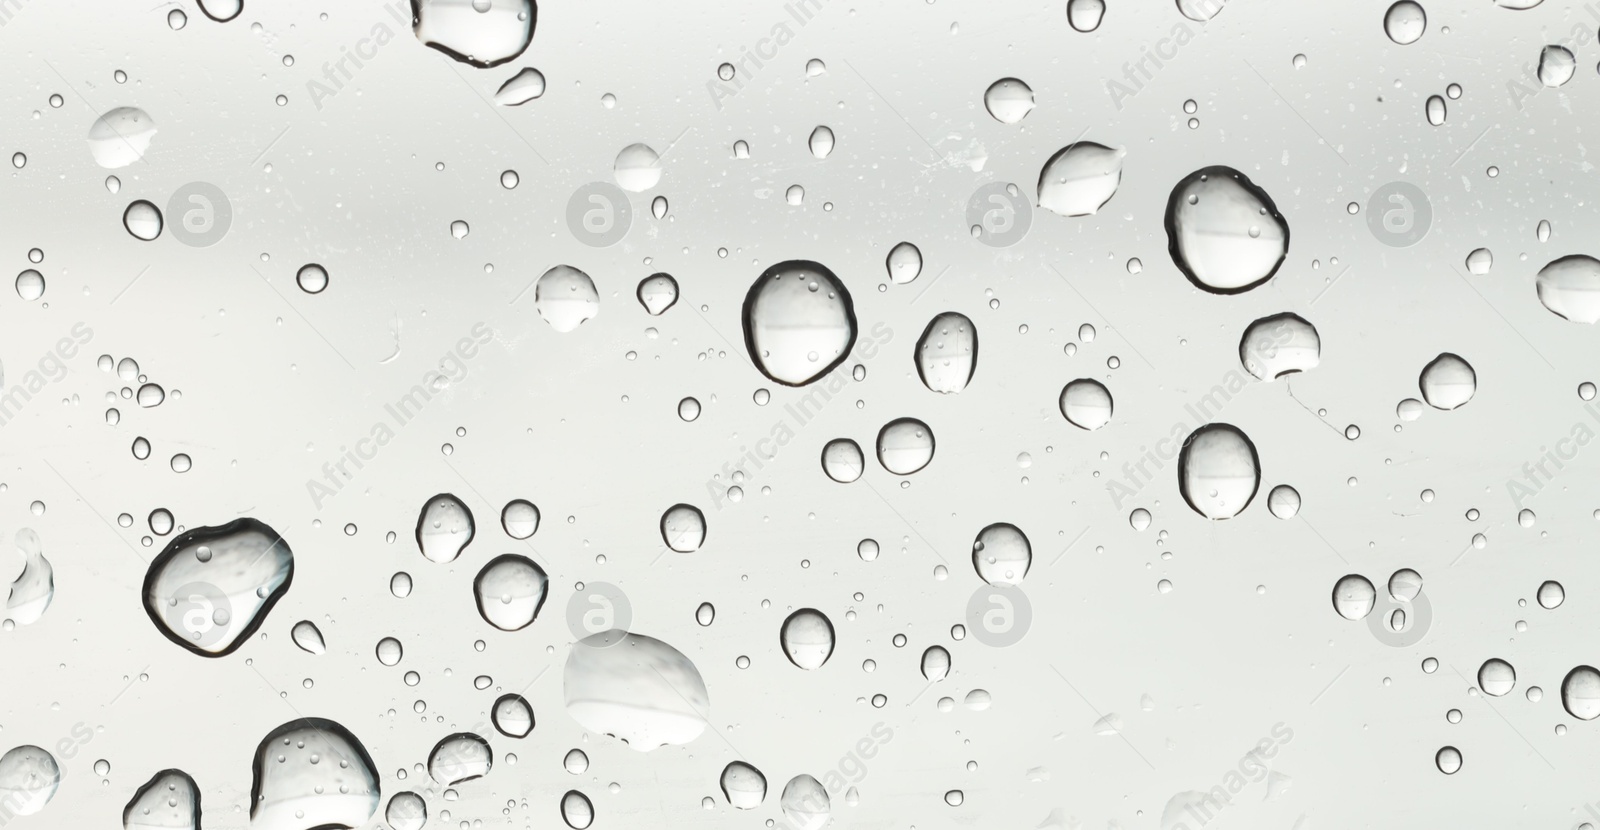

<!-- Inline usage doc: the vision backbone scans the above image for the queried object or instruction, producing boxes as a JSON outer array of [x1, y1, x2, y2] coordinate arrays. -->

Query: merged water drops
[[249, 718, 379, 830], [535, 265, 601, 332], [1165, 166, 1289, 294], [1177, 424, 1260, 519], [780, 608, 836, 669], [720, 761, 767, 809], [473, 553, 549, 631], [1535, 255, 1600, 323], [416, 493, 475, 563], [742, 260, 858, 387], [1239, 313, 1319, 380], [1037, 142, 1124, 217], [1059, 379, 1112, 430], [971, 523, 1031, 586], [562, 629, 709, 751], [1418, 353, 1475, 410], [428, 733, 493, 785], [637, 273, 679, 315], [411, 0, 535, 67], [915, 312, 977, 394], [661, 504, 706, 552], [87, 107, 156, 168], [141, 518, 293, 657], [876, 417, 935, 474], [983, 78, 1035, 124], [122, 768, 199, 830]]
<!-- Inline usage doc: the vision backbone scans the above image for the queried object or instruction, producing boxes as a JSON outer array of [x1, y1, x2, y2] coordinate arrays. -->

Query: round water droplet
[[984, 78, 1035, 124], [15, 270, 44, 301], [1383, 1, 1426, 45], [637, 273, 678, 316], [492, 693, 535, 738], [614, 143, 662, 192], [808, 125, 835, 159], [886, 242, 922, 285], [1332, 574, 1377, 620], [1059, 379, 1112, 430], [88, 107, 156, 169], [780, 775, 830, 830], [972, 522, 1030, 586], [1165, 166, 1289, 294], [1419, 353, 1475, 410], [1267, 484, 1301, 519], [780, 608, 835, 669], [501, 499, 540, 539], [428, 733, 492, 785], [1388, 568, 1423, 602], [1478, 658, 1516, 696], [876, 417, 934, 475], [1538, 580, 1564, 609], [915, 312, 977, 394], [535, 265, 600, 332], [742, 260, 857, 387], [661, 504, 706, 553], [821, 438, 865, 483], [562, 629, 709, 751], [1037, 142, 1124, 216], [1465, 248, 1493, 274], [416, 493, 475, 564], [1239, 313, 1319, 380], [196, 0, 242, 22], [474, 554, 548, 631], [1563, 666, 1600, 720], [721, 761, 766, 809], [385, 792, 428, 830], [296, 263, 328, 294], [0, 746, 58, 817], [123, 200, 163, 241], [1066, 0, 1105, 32], [249, 719, 378, 830], [1435, 746, 1461, 775], [562, 790, 594, 829], [1177, 424, 1260, 519]]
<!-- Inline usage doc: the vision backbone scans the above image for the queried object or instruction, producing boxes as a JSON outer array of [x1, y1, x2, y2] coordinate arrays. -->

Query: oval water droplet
[[1240, 313, 1319, 380], [1383, 1, 1426, 45], [1562, 666, 1600, 720], [876, 417, 934, 475], [983, 78, 1035, 124], [1059, 379, 1112, 430], [501, 499, 540, 539], [613, 143, 662, 192], [1537, 580, 1564, 609], [661, 504, 706, 553], [0, 746, 59, 817], [1332, 574, 1377, 620], [88, 107, 156, 169], [561, 790, 594, 829], [473, 554, 548, 631], [1066, 0, 1105, 32], [720, 762, 767, 809], [1478, 658, 1516, 696], [124, 200, 163, 241], [1418, 353, 1475, 410], [742, 260, 857, 387], [492, 693, 535, 738], [1536, 255, 1600, 323], [971, 523, 1030, 586], [1178, 424, 1260, 519], [428, 733, 492, 785], [821, 439, 864, 484], [885, 242, 922, 285], [808, 126, 835, 159], [1267, 484, 1301, 519], [915, 312, 977, 394], [1037, 142, 1123, 216], [385, 792, 427, 830], [780, 608, 835, 670], [416, 493, 475, 564]]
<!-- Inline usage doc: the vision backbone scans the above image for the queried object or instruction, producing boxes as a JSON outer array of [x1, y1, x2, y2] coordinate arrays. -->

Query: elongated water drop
[[1037, 142, 1123, 217], [915, 312, 976, 394], [290, 620, 325, 654]]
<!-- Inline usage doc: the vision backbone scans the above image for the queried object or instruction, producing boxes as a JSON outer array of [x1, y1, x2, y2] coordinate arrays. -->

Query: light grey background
[[1, 0, 1598, 827]]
